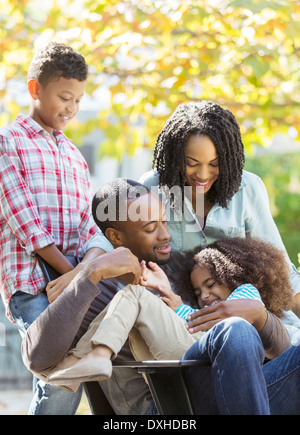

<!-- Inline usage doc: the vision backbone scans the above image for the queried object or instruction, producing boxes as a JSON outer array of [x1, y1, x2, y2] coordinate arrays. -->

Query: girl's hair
[[174, 237, 293, 318], [152, 100, 245, 208]]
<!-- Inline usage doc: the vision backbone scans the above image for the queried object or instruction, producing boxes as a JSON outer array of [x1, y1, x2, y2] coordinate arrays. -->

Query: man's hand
[[186, 299, 267, 334], [82, 247, 142, 286]]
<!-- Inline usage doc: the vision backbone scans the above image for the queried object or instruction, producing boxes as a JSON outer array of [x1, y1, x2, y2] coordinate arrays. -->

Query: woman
[[139, 100, 300, 338]]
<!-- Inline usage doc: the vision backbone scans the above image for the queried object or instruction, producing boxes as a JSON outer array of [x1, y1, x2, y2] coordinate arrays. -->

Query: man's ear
[[105, 228, 124, 247], [28, 79, 40, 100]]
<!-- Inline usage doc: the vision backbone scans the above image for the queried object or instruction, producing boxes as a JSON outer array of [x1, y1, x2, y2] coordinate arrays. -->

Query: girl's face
[[184, 135, 219, 195], [190, 264, 231, 308]]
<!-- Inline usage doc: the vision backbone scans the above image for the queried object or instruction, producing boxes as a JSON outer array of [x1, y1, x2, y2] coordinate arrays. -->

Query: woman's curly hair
[[152, 100, 245, 208], [173, 237, 293, 318]]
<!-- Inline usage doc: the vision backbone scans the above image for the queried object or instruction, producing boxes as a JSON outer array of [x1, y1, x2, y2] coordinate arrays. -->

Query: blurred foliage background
[[0, 0, 299, 264]]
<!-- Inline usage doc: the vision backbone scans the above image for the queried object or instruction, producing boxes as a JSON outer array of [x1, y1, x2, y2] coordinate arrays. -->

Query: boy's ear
[[105, 228, 124, 247], [28, 80, 40, 100]]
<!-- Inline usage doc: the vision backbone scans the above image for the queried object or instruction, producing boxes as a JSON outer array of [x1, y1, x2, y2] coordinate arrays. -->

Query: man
[[22, 179, 300, 415], [22, 179, 171, 415]]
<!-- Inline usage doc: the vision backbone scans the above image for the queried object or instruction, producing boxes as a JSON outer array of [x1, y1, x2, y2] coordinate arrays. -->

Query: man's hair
[[92, 178, 150, 235], [152, 100, 245, 208], [174, 237, 293, 318], [27, 42, 88, 86]]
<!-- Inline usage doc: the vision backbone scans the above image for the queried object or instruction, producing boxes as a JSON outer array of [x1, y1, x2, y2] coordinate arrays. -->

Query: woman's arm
[[185, 299, 290, 358], [259, 311, 291, 359]]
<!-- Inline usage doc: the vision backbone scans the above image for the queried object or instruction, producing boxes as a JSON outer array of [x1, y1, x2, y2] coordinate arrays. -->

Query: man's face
[[118, 192, 171, 264]]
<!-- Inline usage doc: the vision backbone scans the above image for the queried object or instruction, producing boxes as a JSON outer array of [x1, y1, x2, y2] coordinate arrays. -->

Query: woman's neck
[[192, 194, 214, 218]]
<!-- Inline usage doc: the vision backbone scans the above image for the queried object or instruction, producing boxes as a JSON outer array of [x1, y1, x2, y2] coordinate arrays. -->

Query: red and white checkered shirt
[[0, 114, 101, 317]]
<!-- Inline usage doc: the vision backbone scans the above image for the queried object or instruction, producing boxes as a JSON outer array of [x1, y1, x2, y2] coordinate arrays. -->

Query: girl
[[46, 237, 292, 385]]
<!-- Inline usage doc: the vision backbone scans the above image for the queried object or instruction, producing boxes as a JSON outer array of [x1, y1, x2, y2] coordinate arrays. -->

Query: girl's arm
[[140, 261, 183, 311]]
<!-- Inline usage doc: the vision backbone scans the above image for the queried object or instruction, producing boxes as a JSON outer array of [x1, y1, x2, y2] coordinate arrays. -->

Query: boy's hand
[[140, 261, 182, 311], [46, 266, 83, 303]]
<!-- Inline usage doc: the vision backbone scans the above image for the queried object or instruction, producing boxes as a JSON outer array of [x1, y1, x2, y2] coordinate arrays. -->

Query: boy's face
[[190, 264, 231, 308], [116, 192, 171, 265], [29, 77, 85, 134]]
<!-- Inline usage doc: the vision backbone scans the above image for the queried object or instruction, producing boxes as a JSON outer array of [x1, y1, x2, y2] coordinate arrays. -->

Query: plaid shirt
[[0, 114, 101, 317]]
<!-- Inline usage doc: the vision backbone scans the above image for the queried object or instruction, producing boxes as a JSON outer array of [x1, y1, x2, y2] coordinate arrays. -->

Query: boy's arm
[[36, 244, 75, 275]]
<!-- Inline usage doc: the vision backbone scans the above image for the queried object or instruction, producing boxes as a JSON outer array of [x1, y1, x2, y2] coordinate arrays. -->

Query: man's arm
[[22, 271, 100, 372], [22, 248, 142, 372]]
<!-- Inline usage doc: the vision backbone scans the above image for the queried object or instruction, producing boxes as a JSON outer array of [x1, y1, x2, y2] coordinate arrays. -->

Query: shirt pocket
[[227, 226, 246, 237], [169, 221, 183, 251]]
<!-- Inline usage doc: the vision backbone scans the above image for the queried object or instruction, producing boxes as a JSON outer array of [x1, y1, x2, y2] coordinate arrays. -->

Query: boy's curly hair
[[152, 100, 245, 208], [173, 237, 293, 318], [28, 42, 88, 86]]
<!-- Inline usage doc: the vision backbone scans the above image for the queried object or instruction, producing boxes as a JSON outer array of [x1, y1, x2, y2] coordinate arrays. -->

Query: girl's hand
[[140, 261, 182, 311], [140, 260, 171, 291], [156, 285, 183, 311]]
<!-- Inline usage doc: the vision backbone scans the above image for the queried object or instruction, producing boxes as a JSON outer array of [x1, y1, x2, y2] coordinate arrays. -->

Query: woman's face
[[190, 264, 231, 308], [184, 135, 219, 195]]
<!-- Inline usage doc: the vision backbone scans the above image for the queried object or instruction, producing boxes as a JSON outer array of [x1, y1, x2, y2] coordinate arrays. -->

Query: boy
[[0, 42, 110, 414]]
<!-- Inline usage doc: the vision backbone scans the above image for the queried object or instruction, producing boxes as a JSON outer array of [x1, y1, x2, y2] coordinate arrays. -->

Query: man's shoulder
[[139, 169, 159, 187]]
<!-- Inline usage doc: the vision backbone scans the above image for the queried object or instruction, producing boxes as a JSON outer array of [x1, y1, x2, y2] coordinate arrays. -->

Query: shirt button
[[208, 217, 212, 222], [64, 210, 69, 215]]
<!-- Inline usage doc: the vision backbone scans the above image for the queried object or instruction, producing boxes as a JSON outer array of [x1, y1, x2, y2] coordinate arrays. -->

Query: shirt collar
[[16, 113, 44, 136], [16, 113, 72, 143]]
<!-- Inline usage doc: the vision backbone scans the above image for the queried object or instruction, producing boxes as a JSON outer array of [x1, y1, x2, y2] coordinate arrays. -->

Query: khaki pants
[[71, 284, 205, 361]]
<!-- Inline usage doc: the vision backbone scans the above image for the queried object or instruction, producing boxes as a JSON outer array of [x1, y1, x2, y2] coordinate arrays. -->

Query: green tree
[[1, 0, 300, 157]]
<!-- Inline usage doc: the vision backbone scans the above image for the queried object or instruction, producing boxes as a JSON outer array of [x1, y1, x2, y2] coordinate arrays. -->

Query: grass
[[75, 392, 92, 415]]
